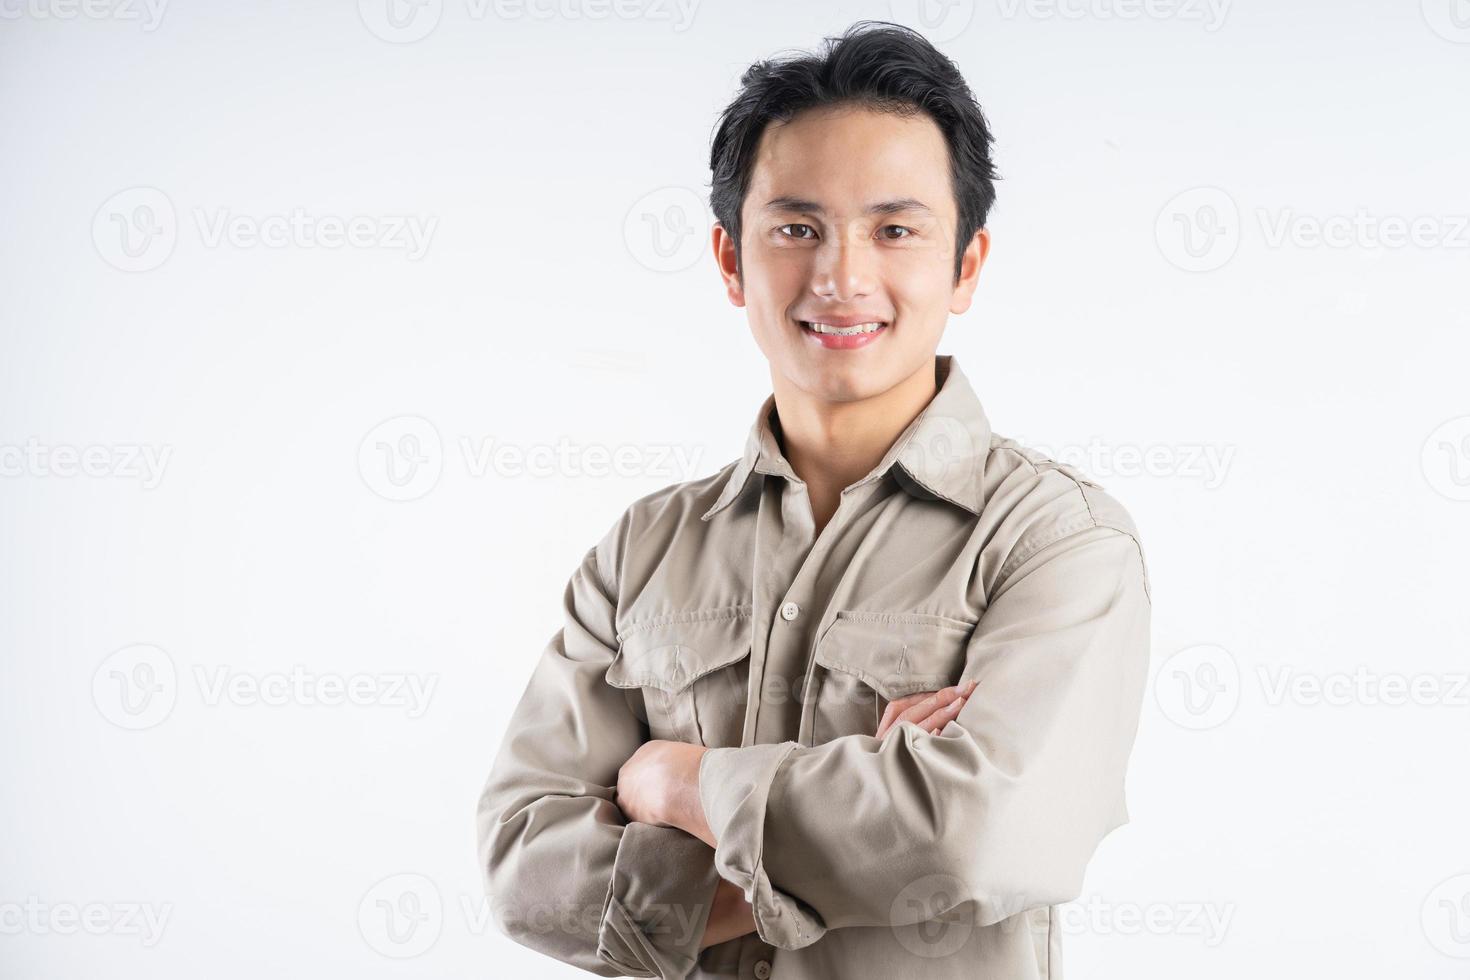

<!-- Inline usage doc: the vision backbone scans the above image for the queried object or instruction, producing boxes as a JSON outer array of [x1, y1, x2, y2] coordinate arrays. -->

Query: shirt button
[[754, 960, 772, 979], [780, 601, 800, 622]]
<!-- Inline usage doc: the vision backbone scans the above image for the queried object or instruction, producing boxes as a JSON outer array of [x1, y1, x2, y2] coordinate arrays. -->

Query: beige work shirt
[[477, 353, 1152, 979]]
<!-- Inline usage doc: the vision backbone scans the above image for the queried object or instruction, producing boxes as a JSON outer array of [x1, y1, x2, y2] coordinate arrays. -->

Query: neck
[[771, 357, 942, 529]]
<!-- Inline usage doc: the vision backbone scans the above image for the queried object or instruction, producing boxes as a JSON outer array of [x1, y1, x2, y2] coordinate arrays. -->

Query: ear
[[713, 222, 745, 308], [949, 227, 991, 316]]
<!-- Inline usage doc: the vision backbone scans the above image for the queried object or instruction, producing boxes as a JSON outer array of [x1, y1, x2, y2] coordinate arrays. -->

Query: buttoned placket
[[742, 471, 887, 749], [709, 362, 988, 977], [729, 469, 888, 976]]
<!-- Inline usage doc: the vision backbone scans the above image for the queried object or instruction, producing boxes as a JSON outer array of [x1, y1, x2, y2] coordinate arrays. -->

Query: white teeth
[[802, 321, 885, 335]]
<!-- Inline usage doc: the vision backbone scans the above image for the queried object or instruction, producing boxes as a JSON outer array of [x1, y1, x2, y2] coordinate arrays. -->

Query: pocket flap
[[606, 607, 753, 695], [814, 611, 972, 699]]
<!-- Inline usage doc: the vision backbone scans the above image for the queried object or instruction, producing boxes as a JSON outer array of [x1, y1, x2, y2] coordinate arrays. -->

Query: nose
[[810, 222, 877, 303]]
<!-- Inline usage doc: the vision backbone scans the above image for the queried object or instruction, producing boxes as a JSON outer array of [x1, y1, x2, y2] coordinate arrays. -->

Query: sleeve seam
[[749, 742, 805, 946], [997, 522, 1149, 605]]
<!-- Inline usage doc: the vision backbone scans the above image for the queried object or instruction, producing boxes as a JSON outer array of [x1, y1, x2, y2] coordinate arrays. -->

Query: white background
[[2, 0, 1468, 976]]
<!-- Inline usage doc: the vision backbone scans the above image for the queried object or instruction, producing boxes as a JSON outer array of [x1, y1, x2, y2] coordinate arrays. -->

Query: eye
[[778, 223, 817, 240], [879, 225, 915, 240]]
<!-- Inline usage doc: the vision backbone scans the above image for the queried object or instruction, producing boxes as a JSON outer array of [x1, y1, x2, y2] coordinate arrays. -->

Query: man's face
[[715, 104, 987, 404]]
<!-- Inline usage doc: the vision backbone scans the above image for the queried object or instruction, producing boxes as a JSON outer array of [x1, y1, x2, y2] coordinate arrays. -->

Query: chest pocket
[[605, 606, 753, 748], [809, 611, 973, 744]]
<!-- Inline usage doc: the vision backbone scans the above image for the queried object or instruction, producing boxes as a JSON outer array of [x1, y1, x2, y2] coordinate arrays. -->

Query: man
[[477, 21, 1151, 980]]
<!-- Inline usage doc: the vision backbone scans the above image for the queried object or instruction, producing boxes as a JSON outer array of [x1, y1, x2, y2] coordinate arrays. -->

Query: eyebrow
[[761, 196, 934, 218]]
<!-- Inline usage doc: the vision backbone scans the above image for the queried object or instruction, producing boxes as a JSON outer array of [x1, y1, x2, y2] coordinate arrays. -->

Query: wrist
[[669, 743, 713, 845]]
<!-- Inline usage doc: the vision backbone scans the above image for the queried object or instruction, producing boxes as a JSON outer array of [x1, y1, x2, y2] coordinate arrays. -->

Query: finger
[[913, 694, 968, 733], [876, 691, 933, 736], [925, 679, 976, 731], [877, 684, 963, 739], [897, 685, 963, 724], [877, 693, 967, 740], [877, 678, 977, 738], [870, 681, 976, 734]]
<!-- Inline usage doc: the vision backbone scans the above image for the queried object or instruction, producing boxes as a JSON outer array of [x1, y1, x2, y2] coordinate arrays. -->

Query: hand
[[874, 678, 977, 740], [614, 739, 715, 846]]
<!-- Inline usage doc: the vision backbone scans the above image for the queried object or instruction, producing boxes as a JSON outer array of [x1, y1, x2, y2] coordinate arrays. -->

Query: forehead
[[745, 104, 955, 219]]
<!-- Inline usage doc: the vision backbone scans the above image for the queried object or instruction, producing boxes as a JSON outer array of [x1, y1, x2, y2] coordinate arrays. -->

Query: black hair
[[708, 21, 1000, 285]]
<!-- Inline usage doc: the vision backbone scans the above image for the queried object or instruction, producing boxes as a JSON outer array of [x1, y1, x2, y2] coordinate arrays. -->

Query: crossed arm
[[613, 682, 978, 949], [478, 521, 1150, 975]]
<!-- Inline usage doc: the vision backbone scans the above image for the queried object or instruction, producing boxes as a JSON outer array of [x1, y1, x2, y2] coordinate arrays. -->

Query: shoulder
[[585, 459, 742, 591], [980, 433, 1149, 598]]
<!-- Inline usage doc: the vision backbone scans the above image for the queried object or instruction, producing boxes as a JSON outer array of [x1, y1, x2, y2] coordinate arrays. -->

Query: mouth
[[797, 318, 890, 350]]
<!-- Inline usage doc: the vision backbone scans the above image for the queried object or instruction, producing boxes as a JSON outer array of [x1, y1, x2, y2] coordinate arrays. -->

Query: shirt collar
[[700, 354, 992, 521]]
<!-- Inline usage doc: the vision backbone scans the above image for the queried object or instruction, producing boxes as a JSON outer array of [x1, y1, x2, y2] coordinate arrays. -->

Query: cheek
[[887, 260, 956, 313], [886, 245, 950, 284], [742, 308, 792, 365], [747, 248, 808, 294], [742, 263, 806, 324]]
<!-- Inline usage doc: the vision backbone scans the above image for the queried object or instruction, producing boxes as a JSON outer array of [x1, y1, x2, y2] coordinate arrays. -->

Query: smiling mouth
[[798, 320, 888, 336]]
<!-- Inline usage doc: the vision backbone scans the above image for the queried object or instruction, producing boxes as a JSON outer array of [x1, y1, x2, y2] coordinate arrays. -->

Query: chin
[[789, 355, 897, 403]]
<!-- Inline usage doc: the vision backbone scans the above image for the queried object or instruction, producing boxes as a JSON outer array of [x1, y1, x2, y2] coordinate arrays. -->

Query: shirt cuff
[[596, 822, 722, 979], [698, 741, 827, 950]]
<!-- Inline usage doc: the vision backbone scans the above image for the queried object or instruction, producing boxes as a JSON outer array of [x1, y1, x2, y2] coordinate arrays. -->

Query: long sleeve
[[697, 522, 1152, 950], [476, 528, 723, 978]]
